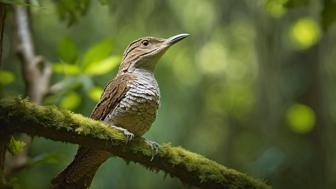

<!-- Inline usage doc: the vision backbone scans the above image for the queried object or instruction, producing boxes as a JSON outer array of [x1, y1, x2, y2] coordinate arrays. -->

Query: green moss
[[0, 97, 126, 143], [0, 97, 271, 189], [159, 144, 270, 189]]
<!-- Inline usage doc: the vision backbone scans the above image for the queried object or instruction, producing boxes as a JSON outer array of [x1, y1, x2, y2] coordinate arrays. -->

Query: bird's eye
[[142, 40, 149, 46]]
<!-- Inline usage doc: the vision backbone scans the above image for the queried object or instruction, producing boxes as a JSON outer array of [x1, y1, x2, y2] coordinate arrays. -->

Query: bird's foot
[[145, 139, 160, 161], [111, 126, 134, 143]]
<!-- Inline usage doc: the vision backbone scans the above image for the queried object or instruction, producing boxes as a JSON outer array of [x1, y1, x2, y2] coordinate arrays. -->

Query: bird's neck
[[132, 68, 156, 82]]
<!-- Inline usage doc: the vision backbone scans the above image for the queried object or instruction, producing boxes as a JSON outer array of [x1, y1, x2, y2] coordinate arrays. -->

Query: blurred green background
[[1, 0, 336, 188]]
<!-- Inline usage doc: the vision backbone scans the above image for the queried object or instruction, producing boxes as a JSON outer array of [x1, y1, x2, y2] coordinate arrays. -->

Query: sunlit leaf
[[82, 38, 114, 68], [7, 136, 26, 155], [53, 63, 81, 75], [58, 35, 78, 63], [60, 92, 81, 110], [88, 87, 103, 102], [83, 56, 120, 75], [286, 103, 315, 134], [0, 70, 15, 85], [289, 17, 321, 49]]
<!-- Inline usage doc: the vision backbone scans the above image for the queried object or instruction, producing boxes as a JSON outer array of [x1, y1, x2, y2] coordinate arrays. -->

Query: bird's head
[[118, 33, 190, 73]]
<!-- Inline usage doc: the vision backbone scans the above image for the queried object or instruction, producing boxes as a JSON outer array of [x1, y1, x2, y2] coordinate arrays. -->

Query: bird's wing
[[90, 73, 135, 120]]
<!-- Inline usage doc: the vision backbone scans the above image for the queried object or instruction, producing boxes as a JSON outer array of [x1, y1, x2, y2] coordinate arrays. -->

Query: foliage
[[51, 37, 120, 110], [53, 0, 90, 26], [7, 137, 26, 156], [2, 0, 336, 188]]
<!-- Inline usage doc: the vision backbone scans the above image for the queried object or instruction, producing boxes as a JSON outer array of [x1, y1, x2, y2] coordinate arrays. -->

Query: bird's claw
[[111, 126, 134, 144], [122, 129, 134, 143], [146, 140, 160, 161]]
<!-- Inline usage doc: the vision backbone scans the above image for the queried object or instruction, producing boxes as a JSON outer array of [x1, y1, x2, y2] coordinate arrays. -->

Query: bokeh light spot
[[289, 17, 321, 49], [286, 103, 315, 134], [265, 0, 289, 17], [60, 92, 81, 110], [0, 70, 15, 85], [88, 87, 103, 102], [197, 42, 228, 74]]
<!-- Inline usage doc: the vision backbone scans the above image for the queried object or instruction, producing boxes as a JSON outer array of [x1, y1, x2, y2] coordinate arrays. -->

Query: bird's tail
[[52, 147, 111, 189]]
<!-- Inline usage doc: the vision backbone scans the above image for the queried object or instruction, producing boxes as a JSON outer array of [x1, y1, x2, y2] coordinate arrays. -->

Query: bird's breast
[[105, 70, 160, 136]]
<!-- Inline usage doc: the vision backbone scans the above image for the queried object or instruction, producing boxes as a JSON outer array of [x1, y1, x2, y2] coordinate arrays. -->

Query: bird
[[51, 33, 190, 189]]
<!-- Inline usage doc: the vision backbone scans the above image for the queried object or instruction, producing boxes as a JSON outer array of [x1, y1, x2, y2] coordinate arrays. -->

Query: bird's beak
[[165, 33, 190, 46]]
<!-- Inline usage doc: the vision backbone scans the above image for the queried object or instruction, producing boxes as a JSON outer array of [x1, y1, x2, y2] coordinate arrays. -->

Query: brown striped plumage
[[52, 34, 189, 189]]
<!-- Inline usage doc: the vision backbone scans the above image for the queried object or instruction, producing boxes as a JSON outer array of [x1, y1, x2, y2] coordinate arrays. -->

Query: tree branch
[[15, 4, 51, 104], [3, 2, 53, 179], [0, 97, 271, 189]]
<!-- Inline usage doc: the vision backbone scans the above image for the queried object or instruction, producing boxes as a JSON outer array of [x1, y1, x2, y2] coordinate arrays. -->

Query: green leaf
[[83, 56, 120, 76], [88, 87, 103, 102], [53, 62, 81, 75], [82, 38, 114, 68], [7, 137, 26, 155], [60, 92, 81, 110], [0, 70, 15, 85], [58, 35, 78, 63]]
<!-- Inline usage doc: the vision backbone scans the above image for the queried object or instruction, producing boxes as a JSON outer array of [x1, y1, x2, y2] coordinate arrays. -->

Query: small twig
[[48, 80, 67, 96], [15, 4, 51, 104]]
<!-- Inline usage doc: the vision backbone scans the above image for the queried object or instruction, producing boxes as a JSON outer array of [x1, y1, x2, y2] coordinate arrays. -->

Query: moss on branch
[[0, 97, 271, 189]]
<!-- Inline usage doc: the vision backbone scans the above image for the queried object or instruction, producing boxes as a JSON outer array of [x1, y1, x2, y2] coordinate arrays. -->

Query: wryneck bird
[[52, 33, 190, 189]]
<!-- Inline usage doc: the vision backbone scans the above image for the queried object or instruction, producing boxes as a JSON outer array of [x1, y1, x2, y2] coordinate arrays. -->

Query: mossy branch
[[0, 97, 271, 189]]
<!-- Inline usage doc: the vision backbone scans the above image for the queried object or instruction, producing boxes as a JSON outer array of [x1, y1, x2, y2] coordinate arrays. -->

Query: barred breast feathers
[[104, 68, 160, 135]]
